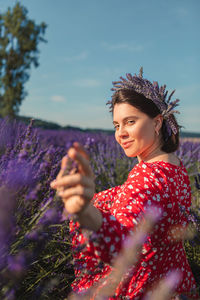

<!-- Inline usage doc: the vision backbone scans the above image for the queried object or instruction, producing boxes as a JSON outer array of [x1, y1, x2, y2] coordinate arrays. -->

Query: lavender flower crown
[[109, 67, 180, 136]]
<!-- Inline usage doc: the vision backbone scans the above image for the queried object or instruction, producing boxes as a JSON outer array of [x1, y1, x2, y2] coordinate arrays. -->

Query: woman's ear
[[154, 115, 163, 134]]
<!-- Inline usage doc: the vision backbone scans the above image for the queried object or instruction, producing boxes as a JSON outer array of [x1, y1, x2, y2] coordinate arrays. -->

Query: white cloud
[[73, 79, 101, 88], [102, 42, 144, 52], [173, 7, 189, 18], [64, 51, 88, 62], [51, 95, 66, 103]]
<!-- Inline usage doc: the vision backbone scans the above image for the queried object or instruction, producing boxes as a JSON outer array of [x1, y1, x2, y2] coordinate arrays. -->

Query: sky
[[1, 0, 200, 132]]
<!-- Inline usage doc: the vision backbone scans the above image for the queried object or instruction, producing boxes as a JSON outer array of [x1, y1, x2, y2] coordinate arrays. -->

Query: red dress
[[70, 161, 198, 299]]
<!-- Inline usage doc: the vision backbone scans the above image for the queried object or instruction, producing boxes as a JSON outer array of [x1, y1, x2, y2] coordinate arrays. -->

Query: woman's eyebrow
[[113, 116, 138, 124]]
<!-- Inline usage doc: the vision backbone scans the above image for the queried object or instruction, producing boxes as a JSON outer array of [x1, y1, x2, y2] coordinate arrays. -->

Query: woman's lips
[[121, 141, 134, 149]]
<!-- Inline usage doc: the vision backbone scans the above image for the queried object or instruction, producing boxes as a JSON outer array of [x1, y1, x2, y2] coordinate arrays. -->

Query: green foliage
[[0, 2, 47, 117], [16, 115, 62, 130], [184, 241, 200, 289], [15, 223, 74, 300]]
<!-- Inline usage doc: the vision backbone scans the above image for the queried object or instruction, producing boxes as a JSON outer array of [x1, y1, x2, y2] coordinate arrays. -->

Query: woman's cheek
[[115, 131, 119, 144]]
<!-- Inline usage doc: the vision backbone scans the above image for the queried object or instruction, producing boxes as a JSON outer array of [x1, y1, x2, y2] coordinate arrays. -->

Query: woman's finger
[[73, 142, 90, 160], [52, 155, 77, 185], [51, 173, 93, 189], [59, 185, 94, 201], [62, 195, 86, 214], [68, 148, 93, 177]]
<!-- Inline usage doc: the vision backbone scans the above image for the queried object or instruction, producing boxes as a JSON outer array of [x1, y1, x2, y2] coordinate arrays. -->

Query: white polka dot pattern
[[69, 161, 198, 299]]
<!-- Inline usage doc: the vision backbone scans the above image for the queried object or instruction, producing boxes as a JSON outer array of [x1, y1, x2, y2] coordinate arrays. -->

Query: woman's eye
[[114, 125, 119, 130], [127, 120, 135, 125]]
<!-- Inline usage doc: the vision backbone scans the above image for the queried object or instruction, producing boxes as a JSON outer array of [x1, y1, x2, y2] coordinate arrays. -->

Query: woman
[[51, 69, 198, 299]]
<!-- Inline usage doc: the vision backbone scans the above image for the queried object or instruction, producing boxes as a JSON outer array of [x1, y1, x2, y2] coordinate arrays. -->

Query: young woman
[[51, 69, 198, 299]]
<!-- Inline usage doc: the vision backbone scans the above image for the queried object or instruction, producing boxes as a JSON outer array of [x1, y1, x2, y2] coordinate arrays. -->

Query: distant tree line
[[12, 115, 200, 137]]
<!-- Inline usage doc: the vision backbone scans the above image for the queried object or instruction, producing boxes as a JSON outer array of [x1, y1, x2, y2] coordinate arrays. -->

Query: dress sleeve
[[85, 163, 175, 265], [93, 185, 121, 211], [69, 185, 121, 243]]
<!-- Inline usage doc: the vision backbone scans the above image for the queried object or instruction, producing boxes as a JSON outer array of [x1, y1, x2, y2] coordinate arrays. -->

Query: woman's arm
[[51, 142, 103, 231], [76, 203, 103, 231]]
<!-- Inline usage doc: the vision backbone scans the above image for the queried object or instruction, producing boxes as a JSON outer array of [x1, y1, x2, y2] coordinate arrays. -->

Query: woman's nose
[[118, 125, 128, 137]]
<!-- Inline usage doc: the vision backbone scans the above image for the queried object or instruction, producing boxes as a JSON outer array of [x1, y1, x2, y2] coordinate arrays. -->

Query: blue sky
[[1, 0, 200, 132]]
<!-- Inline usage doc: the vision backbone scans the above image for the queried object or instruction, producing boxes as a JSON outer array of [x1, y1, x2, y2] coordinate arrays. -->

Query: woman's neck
[[137, 150, 165, 163], [138, 151, 180, 166], [137, 142, 165, 163]]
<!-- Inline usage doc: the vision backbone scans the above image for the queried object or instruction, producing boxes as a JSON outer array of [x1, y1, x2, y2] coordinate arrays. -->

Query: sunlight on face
[[113, 103, 159, 160]]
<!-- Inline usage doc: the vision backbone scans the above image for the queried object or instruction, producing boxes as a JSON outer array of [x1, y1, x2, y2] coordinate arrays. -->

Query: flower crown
[[110, 67, 180, 136]]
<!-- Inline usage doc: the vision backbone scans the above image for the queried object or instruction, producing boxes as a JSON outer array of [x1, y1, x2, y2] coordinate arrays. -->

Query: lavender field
[[0, 118, 199, 299]]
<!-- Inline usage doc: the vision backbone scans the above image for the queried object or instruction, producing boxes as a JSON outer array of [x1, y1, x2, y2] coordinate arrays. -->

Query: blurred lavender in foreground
[[144, 270, 182, 300], [0, 118, 73, 299]]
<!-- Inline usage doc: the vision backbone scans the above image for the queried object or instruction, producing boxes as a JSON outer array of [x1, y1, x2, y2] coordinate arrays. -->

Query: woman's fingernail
[[50, 180, 56, 187]]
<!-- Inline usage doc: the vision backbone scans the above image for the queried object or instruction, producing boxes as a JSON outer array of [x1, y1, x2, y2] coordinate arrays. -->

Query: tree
[[0, 2, 47, 118]]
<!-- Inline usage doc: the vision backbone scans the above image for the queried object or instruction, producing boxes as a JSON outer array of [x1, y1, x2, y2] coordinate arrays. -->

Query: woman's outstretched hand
[[51, 142, 95, 215]]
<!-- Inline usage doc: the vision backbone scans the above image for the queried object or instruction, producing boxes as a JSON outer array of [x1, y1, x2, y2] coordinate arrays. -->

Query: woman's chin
[[123, 148, 137, 158]]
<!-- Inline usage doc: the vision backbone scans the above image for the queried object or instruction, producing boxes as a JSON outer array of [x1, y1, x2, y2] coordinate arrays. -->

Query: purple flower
[[1, 159, 35, 190], [7, 252, 27, 277], [38, 208, 61, 226]]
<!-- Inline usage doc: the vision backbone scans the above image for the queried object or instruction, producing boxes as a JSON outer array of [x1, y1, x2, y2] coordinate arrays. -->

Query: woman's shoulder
[[134, 159, 187, 175], [129, 158, 189, 186]]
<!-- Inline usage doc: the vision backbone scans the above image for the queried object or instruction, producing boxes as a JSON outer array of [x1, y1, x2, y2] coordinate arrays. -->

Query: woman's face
[[113, 103, 162, 160]]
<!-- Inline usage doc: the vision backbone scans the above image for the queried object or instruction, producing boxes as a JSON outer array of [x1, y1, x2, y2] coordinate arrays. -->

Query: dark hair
[[108, 89, 179, 153]]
